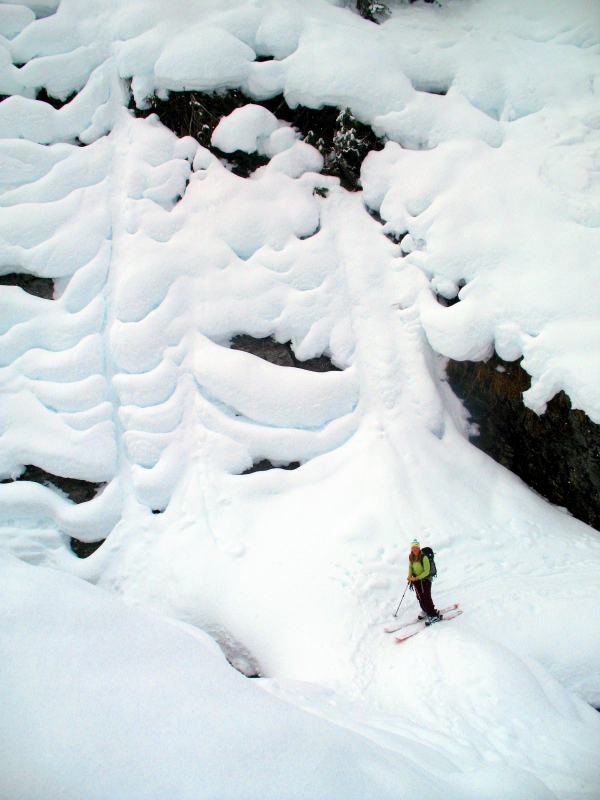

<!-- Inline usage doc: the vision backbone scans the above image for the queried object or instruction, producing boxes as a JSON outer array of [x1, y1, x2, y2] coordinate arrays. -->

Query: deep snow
[[0, 1, 599, 798]]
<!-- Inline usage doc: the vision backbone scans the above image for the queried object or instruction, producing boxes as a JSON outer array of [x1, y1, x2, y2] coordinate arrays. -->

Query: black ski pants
[[414, 579, 438, 617]]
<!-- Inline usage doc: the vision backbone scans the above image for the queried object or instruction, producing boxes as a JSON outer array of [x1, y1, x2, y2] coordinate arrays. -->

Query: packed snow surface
[[1, 1, 599, 798]]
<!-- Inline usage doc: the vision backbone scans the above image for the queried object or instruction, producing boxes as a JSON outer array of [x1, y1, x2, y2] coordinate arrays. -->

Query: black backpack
[[420, 547, 437, 580]]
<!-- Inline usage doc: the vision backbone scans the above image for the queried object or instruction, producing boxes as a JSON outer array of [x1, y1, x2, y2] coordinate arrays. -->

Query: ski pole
[[393, 581, 409, 617]]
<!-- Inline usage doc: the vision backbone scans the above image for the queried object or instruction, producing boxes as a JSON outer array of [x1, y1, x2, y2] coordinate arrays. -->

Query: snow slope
[[1, 1, 599, 797], [0, 550, 446, 800], [1, 549, 595, 800]]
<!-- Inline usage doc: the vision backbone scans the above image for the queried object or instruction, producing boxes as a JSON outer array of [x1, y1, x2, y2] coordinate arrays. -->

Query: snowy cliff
[[1, 1, 599, 798]]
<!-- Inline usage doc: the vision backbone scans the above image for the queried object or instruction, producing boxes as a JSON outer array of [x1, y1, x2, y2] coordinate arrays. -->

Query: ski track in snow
[[0, 1, 600, 798]]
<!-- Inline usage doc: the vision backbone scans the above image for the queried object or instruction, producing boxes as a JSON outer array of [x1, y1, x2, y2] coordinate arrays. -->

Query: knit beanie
[[411, 540, 420, 549]]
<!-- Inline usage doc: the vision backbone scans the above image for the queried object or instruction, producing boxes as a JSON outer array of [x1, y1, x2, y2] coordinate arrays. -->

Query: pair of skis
[[384, 603, 462, 643]]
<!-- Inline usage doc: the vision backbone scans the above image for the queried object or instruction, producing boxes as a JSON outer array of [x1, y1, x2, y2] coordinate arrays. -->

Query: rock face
[[447, 355, 600, 531]]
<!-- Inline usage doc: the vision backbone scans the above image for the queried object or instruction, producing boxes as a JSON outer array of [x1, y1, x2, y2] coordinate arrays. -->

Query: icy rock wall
[[1, 0, 597, 415], [447, 355, 600, 531]]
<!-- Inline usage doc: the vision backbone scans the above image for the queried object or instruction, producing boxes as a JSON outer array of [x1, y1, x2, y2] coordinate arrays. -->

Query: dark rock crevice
[[0, 88, 78, 113], [242, 459, 300, 475], [35, 87, 76, 109], [70, 538, 105, 558], [230, 334, 340, 373], [0, 273, 54, 299], [446, 354, 600, 531], [436, 294, 460, 307], [435, 280, 465, 307], [384, 230, 407, 246], [1, 464, 105, 503]]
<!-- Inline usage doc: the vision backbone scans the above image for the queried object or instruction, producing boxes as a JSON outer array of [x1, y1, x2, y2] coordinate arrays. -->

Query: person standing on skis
[[407, 540, 441, 623]]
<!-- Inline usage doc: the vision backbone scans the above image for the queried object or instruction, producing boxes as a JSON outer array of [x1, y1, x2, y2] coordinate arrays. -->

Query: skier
[[407, 540, 441, 623]]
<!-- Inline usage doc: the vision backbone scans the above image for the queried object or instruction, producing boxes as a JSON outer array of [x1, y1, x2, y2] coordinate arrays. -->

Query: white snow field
[[1, 0, 600, 798]]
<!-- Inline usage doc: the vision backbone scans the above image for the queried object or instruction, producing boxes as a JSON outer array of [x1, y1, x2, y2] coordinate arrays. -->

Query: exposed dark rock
[[1, 464, 105, 503], [0, 273, 54, 299], [231, 334, 295, 367], [230, 334, 340, 372], [446, 354, 600, 530], [35, 87, 77, 109], [134, 89, 384, 189], [70, 538, 105, 558], [295, 354, 341, 372], [242, 459, 301, 475]]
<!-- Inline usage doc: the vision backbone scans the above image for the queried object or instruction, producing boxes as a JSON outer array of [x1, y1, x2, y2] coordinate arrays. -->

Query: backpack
[[420, 547, 437, 580]]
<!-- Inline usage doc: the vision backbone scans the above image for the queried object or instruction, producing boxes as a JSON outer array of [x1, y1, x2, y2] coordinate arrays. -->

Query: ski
[[395, 609, 463, 643], [384, 604, 459, 634]]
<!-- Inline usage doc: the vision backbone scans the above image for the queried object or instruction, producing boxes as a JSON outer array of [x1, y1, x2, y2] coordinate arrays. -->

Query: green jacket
[[408, 555, 431, 581]]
